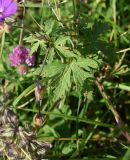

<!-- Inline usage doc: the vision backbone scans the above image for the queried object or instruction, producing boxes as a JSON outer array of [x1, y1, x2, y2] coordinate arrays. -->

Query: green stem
[[96, 77, 130, 142], [72, 0, 76, 21], [103, 81, 130, 92], [18, 108, 118, 128], [76, 97, 81, 151], [0, 31, 5, 60], [72, 0, 77, 36], [38, 48, 50, 76], [19, 1, 26, 45], [40, 0, 44, 26], [0, 31, 6, 71]]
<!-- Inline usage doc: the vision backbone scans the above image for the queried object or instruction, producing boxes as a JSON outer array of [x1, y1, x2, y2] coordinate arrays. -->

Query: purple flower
[[0, 0, 17, 22], [9, 45, 35, 67]]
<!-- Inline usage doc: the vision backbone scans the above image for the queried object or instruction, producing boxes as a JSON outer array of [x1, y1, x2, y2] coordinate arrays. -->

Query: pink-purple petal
[[1, 0, 13, 7], [25, 54, 35, 66], [3, 1, 17, 17], [0, 17, 4, 22]]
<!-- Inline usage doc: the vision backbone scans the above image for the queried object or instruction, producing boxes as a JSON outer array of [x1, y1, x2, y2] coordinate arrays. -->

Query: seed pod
[[35, 82, 46, 104], [34, 113, 45, 127]]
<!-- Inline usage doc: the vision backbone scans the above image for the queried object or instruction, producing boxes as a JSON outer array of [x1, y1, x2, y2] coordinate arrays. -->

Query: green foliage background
[[1, 0, 130, 159]]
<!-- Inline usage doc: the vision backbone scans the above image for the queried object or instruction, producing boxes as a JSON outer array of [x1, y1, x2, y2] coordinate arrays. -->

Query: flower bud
[[35, 83, 46, 103], [34, 113, 45, 127], [17, 64, 28, 75], [4, 23, 12, 33]]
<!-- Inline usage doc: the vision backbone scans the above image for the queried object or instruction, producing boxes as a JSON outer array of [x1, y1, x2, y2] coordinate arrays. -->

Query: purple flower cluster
[[0, 1, 36, 74], [9, 45, 35, 67], [0, 0, 17, 22]]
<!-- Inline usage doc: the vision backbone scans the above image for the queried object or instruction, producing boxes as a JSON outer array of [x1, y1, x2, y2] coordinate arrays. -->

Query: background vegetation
[[1, 0, 130, 159]]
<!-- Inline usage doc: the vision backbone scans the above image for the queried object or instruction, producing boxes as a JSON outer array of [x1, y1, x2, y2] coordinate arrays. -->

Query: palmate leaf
[[54, 65, 71, 100], [24, 34, 46, 53], [42, 61, 71, 101], [54, 35, 77, 58], [54, 36, 71, 46], [71, 55, 102, 90], [93, 20, 110, 38], [82, 21, 110, 42], [80, 21, 117, 64], [44, 19, 56, 35], [56, 46, 77, 58], [43, 61, 65, 77], [71, 62, 93, 88], [30, 41, 41, 53], [71, 60, 94, 102], [76, 56, 101, 70], [43, 54, 101, 101], [42, 61, 70, 101]]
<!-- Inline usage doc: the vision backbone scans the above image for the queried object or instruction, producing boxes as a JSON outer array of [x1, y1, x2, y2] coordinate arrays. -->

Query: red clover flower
[[9, 45, 35, 74], [9, 45, 29, 67]]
